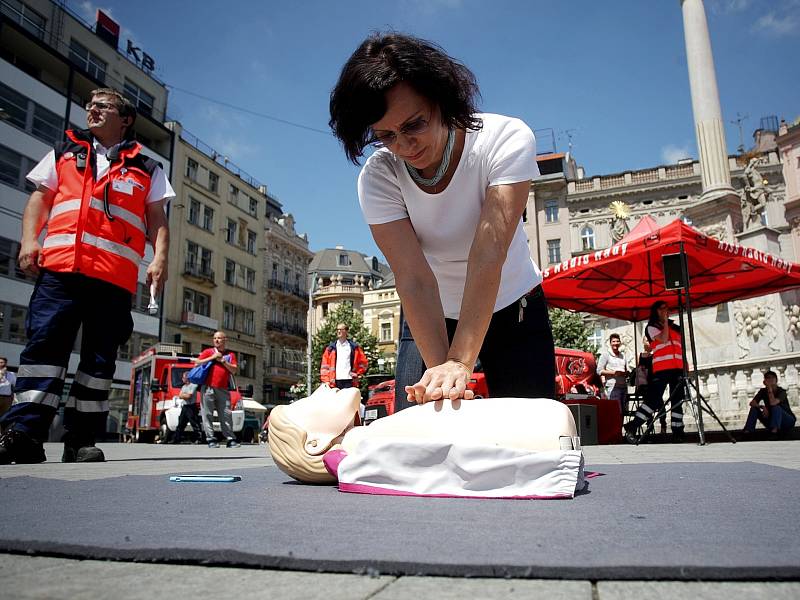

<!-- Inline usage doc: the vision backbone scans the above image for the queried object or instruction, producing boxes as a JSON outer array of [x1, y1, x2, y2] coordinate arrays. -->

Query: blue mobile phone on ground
[[169, 475, 241, 483]]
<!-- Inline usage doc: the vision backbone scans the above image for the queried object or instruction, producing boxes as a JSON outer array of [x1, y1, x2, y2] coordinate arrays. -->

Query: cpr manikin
[[268, 386, 586, 499]]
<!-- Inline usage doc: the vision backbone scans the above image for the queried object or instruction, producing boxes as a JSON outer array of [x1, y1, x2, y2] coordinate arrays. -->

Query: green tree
[[301, 304, 384, 398], [549, 307, 593, 352]]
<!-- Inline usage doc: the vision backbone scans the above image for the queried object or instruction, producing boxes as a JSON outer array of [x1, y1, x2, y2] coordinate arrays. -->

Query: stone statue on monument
[[740, 157, 769, 227], [608, 200, 630, 242]]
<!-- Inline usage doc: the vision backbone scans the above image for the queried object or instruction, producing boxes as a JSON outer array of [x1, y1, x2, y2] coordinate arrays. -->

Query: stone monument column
[[681, 0, 742, 236]]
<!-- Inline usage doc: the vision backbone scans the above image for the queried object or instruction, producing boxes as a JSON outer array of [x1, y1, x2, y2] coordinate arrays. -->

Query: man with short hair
[[194, 331, 239, 448], [0, 88, 173, 464], [320, 323, 368, 390], [597, 333, 629, 415], [742, 370, 796, 439], [173, 372, 202, 444]]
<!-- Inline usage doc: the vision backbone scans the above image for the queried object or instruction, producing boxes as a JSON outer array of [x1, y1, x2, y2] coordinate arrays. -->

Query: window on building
[[545, 200, 559, 223], [202, 205, 214, 231], [581, 226, 595, 251], [229, 184, 239, 205], [321, 302, 328, 317], [208, 171, 219, 194], [223, 303, 255, 335], [200, 248, 212, 275], [123, 79, 154, 116], [183, 288, 210, 316], [0, 144, 36, 193], [225, 219, 237, 244], [239, 353, 255, 379], [249, 197, 258, 217], [283, 267, 290, 285], [188, 197, 200, 225], [588, 325, 604, 351], [224, 259, 236, 285], [338, 253, 351, 266], [0, 302, 28, 343], [186, 158, 198, 181], [381, 322, 392, 342], [271, 262, 278, 282], [247, 230, 257, 255], [245, 267, 256, 292], [31, 103, 63, 145], [547, 239, 561, 264], [1, 0, 46, 39], [68, 39, 106, 82], [186, 241, 198, 268], [0, 82, 28, 129]]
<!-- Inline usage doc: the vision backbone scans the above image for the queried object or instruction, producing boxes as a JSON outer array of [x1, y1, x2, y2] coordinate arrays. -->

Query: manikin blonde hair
[[267, 405, 337, 483]]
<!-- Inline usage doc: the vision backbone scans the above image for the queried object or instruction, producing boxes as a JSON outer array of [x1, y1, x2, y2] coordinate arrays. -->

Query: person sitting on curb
[[741, 370, 796, 440]]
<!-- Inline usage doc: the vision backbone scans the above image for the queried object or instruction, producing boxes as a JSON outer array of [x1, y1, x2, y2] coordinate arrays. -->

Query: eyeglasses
[[85, 101, 116, 112], [369, 115, 431, 148]]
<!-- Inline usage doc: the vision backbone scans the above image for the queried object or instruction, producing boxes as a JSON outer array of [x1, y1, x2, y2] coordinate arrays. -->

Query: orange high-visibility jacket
[[40, 129, 159, 293], [649, 324, 684, 373], [320, 339, 368, 385]]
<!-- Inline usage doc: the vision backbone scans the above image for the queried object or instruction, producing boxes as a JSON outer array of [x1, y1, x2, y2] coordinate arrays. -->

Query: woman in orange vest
[[624, 300, 686, 443]]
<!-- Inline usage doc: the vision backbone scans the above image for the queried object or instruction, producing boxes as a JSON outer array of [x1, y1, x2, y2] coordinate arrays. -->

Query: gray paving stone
[[372, 577, 592, 599], [597, 581, 800, 599], [0, 555, 394, 600]]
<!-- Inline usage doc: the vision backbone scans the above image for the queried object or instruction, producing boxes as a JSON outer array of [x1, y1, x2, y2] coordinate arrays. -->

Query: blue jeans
[[744, 405, 796, 432], [0, 271, 133, 442], [394, 286, 555, 411]]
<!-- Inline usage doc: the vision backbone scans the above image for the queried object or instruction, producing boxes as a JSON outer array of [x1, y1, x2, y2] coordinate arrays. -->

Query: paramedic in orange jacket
[[624, 300, 686, 444], [320, 324, 369, 389], [0, 88, 172, 465]]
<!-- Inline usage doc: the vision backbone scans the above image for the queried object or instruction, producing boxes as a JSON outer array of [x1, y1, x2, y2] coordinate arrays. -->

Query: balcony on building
[[183, 259, 215, 286], [266, 278, 309, 303], [180, 311, 219, 332], [266, 319, 307, 341]]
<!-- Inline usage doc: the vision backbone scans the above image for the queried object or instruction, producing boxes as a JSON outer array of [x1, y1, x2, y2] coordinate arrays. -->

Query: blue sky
[[70, 0, 799, 260]]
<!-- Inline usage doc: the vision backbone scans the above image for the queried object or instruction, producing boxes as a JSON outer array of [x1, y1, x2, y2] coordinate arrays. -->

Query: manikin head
[[268, 385, 361, 483]]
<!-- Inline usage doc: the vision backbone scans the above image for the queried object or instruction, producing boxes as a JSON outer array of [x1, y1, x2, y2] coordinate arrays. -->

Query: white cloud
[[709, 0, 753, 14], [754, 11, 799, 36], [661, 144, 692, 164]]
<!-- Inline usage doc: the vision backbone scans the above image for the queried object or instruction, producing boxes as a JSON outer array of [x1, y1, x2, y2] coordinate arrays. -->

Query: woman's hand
[[405, 360, 475, 404]]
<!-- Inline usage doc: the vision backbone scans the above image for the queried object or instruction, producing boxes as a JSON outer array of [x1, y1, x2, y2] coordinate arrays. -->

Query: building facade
[[0, 1, 172, 432], [263, 213, 312, 407], [361, 272, 401, 369], [527, 127, 800, 429], [307, 247, 390, 338], [162, 121, 283, 403]]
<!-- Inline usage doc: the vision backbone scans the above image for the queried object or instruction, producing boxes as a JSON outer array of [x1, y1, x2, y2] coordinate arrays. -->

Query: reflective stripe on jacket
[[650, 325, 683, 373], [40, 129, 157, 293], [320, 340, 368, 385]]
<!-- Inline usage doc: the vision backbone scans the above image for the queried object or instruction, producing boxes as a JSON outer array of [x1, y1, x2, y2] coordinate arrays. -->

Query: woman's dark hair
[[647, 300, 667, 326], [329, 32, 482, 164]]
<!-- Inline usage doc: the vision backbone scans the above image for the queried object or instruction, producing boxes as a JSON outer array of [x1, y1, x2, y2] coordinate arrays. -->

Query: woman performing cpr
[[329, 32, 555, 407]]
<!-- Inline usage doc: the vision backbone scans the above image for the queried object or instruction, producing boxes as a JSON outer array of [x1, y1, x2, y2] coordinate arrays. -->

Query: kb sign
[[126, 39, 155, 72]]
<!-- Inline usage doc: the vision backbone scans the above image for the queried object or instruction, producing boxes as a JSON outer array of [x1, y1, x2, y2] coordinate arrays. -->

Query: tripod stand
[[634, 245, 736, 445]]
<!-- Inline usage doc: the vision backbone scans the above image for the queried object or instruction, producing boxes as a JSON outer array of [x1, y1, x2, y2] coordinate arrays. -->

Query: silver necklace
[[405, 128, 455, 187]]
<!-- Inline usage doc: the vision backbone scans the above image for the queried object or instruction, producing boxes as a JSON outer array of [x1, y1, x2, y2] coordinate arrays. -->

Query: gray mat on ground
[[0, 461, 797, 580]]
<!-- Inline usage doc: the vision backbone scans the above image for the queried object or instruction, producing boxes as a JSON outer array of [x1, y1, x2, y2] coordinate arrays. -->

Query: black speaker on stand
[[662, 252, 688, 290]]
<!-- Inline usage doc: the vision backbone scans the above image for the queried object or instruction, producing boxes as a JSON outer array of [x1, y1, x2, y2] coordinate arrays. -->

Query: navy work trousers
[[393, 286, 556, 411], [0, 271, 133, 442]]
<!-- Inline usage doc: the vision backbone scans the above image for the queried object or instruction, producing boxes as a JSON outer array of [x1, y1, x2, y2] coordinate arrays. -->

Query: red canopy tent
[[541, 217, 800, 322]]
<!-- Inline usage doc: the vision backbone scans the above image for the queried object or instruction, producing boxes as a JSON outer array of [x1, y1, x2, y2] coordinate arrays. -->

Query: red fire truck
[[127, 343, 246, 443]]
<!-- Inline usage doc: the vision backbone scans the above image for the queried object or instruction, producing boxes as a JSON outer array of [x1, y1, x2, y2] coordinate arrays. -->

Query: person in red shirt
[[194, 331, 239, 448]]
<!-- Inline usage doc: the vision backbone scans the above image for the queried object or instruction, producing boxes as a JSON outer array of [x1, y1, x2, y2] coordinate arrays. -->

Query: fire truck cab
[[127, 343, 246, 443]]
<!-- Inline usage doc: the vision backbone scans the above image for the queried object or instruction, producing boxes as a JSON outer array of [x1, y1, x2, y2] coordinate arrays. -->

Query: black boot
[[62, 432, 105, 463], [0, 429, 46, 464]]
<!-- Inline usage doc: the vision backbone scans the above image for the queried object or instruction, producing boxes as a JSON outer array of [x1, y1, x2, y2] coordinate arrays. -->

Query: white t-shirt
[[335, 339, 352, 380], [26, 140, 175, 204], [358, 113, 541, 319]]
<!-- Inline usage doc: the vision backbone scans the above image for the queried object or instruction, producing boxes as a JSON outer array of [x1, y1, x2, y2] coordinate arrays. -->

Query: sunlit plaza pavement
[[1, 438, 799, 599]]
